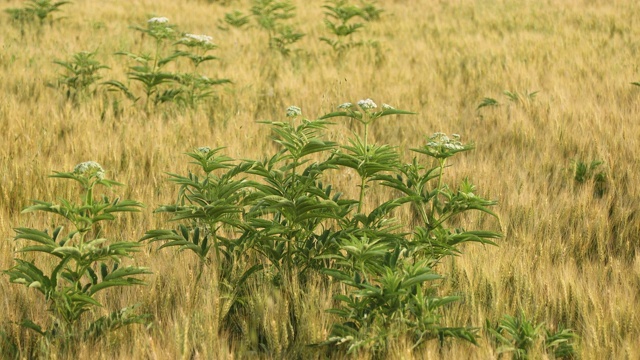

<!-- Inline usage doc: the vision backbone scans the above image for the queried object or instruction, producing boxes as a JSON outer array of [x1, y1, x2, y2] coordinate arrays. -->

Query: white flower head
[[148, 17, 169, 24], [73, 161, 105, 180], [183, 33, 213, 44], [382, 103, 394, 110], [426, 133, 466, 152], [196, 147, 211, 154], [357, 98, 377, 110], [286, 105, 302, 117], [337, 102, 353, 110]]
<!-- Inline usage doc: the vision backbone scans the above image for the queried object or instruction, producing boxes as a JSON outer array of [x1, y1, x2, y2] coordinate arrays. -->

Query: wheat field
[[1, 0, 639, 358]]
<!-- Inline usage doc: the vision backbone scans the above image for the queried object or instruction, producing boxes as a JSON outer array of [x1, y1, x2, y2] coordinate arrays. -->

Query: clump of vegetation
[[250, 0, 305, 55], [320, 0, 382, 55], [51, 50, 109, 101], [142, 101, 501, 357], [572, 159, 607, 197], [104, 17, 230, 113], [5, 0, 71, 25], [477, 90, 539, 110], [3, 162, 149, 356], [486, 311, 578, 359]]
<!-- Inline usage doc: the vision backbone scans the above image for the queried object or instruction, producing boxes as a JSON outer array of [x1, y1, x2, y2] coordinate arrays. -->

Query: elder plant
[[105, 17, 181, 112], [316, 101, 500, 355], [320, 0, 382, 58], [3, 162, 149, 353], [5, 0, 70, 26], [250, 0, 305, 55], [106, 17, 230, 112], [174, 34, 231, 108], [143, 100, 501, 356], [52, 50, 109, 101]]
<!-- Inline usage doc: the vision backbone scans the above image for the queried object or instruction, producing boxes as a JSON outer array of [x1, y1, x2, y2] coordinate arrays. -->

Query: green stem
[[146, 38, 162, 113], [357, 176, 366, 214], [417, 203, 430, 227], [211, 227, 221, 268], [430, 212, 454, 231], [431, 158, 446, 218], [357, 122, 369, 214]]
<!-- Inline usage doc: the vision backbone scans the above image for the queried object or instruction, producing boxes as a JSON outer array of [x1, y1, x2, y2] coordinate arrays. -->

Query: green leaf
[[402, 273, 442, 287], [103, 80, 139, 101], [17, 319, 45, 335], [321, 268, 352, 282], [52, 246, 82, 258], [70, 293, 103, 307]]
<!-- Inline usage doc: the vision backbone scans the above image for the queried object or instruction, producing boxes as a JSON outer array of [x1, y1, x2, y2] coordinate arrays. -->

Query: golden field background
[[1, 0, 640, 358]]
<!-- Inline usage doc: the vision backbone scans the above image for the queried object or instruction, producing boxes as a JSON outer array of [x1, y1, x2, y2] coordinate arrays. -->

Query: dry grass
[[1, 0, 640, 358]]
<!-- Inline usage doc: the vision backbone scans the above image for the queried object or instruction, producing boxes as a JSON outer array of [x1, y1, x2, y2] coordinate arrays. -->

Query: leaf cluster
[[485, 311, 578, 359], [320, 0, 382, 54], [4, 167, 149, 349], [104, 20, 230, 111], [5, 0, 70, 25]]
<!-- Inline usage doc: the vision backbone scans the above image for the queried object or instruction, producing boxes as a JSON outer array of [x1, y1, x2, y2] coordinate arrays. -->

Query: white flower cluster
[[73, 161, 105, 179], [286, 105, 302, 117], [196, 147, 211, 154], [357, 98, 377, 110], [337, 102, 353, 110], [183, 33, 213, 44], [148, 17, 169, 24], [426, 132, 465, 150]]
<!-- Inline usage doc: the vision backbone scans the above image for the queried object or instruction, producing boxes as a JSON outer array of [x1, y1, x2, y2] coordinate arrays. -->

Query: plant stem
[[211, 227, 221, 268], [431, 158, 446, 218], [357, 122, 369, 214]]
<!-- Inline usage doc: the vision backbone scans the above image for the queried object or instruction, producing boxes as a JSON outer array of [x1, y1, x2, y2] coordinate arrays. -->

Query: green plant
[[359, 0, 384, 21], [477, 90, 539, 110], [243, 108, 348, 275], [52, 50, 109, 101], [173, 34, 231, 108], [250, 0, 305, 55], [105, 17, 231, 112], [3, 162, 149, 352], [504, 90, 538, 103], [572, 159, 607, 196], [141, 147, 262, 328], [143, 101, 500, 356], [320, 0, 366, 54], [476, 97, 500, 110], [218, 10, 252, 30], [486, 311, 578, 359], [313, 101, 500, 356], [104, 17, 182, 112], [545, 325, 578, 359], [320, 0, 382, 57], [5, 0, 70, 25]]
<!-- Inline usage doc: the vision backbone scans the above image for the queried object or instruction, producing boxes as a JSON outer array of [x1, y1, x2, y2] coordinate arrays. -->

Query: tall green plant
[[174, 34, 231, 108], [250, 0, 305, 55], [52, 50, 109, 101], [105, 17, 182, 112], [316, 100, 501, 356], [3, 162, 149, 352], [243, 107, 350, 275], [142, 101, 501, 356], [141, 147, 262, 327], [5, 0, 70, 26], [320, 0, 382, 56]]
